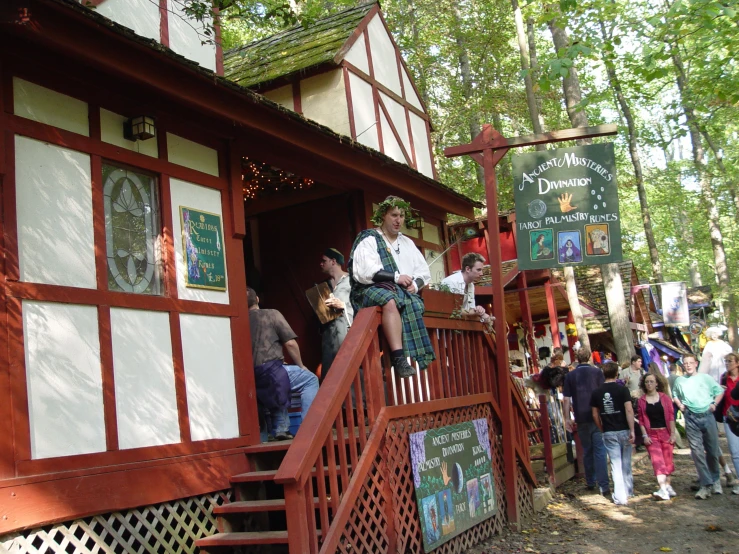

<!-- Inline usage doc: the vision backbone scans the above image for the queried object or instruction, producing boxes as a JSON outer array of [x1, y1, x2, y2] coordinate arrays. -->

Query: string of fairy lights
[[242, 156, 315, 201]]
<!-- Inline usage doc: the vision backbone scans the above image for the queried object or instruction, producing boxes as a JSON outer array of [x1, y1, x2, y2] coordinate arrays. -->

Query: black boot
[[392, 355, 416, 378]]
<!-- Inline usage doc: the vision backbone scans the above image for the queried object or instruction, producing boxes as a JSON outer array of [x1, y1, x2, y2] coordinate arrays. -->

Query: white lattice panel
[[0, 490, 231, 554]]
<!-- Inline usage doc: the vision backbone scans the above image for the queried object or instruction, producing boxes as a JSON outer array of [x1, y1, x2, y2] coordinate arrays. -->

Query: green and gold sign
[[513, 143, 622, 270], [180, 206, 227, 291], [410, 419, 497, 552]]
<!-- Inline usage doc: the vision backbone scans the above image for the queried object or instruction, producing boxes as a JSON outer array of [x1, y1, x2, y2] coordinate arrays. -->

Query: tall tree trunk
[[511, 0, 544, 150], [527, 18, 546, 134], [453, 6, 485, 188], [406, 0, 430, 107], [670, 44, 738, 349], [700, 126, 739, 224], [548, 6, 634, 361], [674, 208, 703, 287], [597, 17, 663, 283]]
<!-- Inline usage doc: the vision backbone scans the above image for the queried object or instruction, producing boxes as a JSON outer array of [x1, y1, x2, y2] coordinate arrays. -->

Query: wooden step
[[242, 440, 293, 454], [196, 531, 289, 547], [231, 465, 351, 484], [215, 498, 322, 515], [197, 529, 323, 548]]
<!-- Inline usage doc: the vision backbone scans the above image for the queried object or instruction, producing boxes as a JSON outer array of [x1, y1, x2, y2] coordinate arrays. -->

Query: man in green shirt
[[672, 354, 725, 499]]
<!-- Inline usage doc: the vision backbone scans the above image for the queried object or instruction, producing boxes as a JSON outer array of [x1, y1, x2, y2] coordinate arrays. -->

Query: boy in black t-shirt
[[591, 362, 635, 505]]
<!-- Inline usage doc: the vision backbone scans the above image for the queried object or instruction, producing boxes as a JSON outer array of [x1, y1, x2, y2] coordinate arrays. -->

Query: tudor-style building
[[0, 2, 540, 553]]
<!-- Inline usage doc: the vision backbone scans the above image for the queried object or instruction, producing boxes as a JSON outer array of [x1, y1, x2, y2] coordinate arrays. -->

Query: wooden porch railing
[[274, 308, 537, 553]]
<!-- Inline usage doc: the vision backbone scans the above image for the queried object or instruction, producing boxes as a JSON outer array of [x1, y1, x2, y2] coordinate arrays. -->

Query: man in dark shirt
[[591, 362, 635, 505], [563, 347, 609, 494], [248, 287, 319, 440]]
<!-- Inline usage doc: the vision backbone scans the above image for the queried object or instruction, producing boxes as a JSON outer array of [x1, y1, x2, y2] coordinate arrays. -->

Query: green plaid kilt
[[349, 230, 436, 370]]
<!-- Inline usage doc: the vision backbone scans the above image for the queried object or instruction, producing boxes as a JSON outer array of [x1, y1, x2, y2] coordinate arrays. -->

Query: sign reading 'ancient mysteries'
[[180, 206, 227, 291], [513, 143, 622, 270], [410, 419, 497, 552]]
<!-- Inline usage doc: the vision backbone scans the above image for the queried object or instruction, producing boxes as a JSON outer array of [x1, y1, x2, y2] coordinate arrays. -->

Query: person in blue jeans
[[563, 347, 610, 494], [672, 353, 725, 499], [591, 362, 635, 505], [248, 287, 319, 441]]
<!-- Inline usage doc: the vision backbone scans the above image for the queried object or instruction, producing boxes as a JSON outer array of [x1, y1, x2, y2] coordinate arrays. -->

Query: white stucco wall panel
[[379, 92, 410, 157], [180, 314, 239, 441], [167, 133, 219, 177], [348, 73, 379, 150], [24, 301, 105, 459], [169, 178, 229, 304], [402, 69, 423, 111], [15, 136, 97, 288], [379, 111, 405, 165], [366, 16, 401, 96], [168, 1, 217, 72], [409, 112, 434, 178], [301, 70, 350, 136], [13, 78, 89, 137], [111, 308, 180, 450], [264, 85, 294, 110], [100, 109, 159, 158], [94, 0, 160, 41], [345, 32, 370, 75]]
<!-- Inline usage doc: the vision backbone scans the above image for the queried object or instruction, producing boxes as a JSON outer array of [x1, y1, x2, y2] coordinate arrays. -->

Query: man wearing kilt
[[348, 196, 435, 377]]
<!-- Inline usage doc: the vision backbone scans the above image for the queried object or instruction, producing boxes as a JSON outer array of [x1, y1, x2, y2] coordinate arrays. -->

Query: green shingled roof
[[224, 3, 375, 89]]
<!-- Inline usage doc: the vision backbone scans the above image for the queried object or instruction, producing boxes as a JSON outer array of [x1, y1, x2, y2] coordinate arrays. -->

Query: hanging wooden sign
[[410, 419, 497, 552], [180, 206, 227, 291], [513, 143, 622, 270]]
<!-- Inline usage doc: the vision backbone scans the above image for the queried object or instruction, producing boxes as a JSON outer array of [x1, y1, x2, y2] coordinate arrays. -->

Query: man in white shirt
[[348, 196, 434, 378], [441, 252, 491, 322], [318, 248, 354, 378]]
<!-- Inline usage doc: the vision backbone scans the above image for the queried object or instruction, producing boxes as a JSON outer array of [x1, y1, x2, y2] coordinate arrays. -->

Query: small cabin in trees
[[0, 2, 540, 553]]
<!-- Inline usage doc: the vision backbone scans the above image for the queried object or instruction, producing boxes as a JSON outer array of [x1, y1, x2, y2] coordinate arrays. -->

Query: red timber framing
[[0, 0, 477, 535], [0, 61, 256, 534]]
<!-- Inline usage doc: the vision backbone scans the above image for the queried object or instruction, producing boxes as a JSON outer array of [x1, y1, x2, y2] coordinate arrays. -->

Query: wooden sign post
[[444, 123, 617, 527]]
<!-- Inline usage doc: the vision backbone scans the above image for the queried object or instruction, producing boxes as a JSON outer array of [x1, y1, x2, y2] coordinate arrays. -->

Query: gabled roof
[[224, 3, 376, 89]]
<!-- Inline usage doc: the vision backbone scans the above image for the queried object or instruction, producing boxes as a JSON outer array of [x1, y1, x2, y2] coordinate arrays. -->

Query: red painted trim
[[0, 449, 249, 534], [6, 115, 226, 191], [517, 272, 538, 372], [332, 3, 380, 64], [5, 282, 236, 316], [292, 80, 302, 115], [98, 305, 119, 451], [169, 312, 191, 442], [228, 143, 245, 239], [159, 0, 170, 48], [7, 296, 29, 464], [3, 130, 18, 282], [545, 281, 562, 348], [12, 436, 253, 479], [341, 65, 357, 140], [377, 95, 412, 166], [343, 62, 429, 122]]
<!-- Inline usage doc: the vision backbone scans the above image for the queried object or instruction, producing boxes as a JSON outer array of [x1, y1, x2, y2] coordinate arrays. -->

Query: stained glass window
[[103, 164, 162, 295]]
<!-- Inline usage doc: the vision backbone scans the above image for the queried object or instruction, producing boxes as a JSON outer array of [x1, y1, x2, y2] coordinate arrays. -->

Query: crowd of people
[[556, 335, 739, 505]]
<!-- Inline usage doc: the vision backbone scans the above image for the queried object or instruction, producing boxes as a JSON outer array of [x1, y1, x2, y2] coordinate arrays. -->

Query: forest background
[[180, 0, 739, 345]]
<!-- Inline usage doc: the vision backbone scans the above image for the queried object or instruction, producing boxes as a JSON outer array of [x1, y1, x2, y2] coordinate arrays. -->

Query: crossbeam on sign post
[[444, 123, 617, 528]]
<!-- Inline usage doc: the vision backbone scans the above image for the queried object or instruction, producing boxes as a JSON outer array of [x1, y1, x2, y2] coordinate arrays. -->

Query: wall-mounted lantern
[[123, 116, 156, 141]]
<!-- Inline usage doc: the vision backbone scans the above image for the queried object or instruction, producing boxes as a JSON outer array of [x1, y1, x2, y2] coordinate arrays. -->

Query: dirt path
[[470, 436, 738, 554]]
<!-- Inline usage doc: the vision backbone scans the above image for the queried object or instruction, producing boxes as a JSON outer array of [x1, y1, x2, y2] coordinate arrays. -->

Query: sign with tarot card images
[[513, 143, 622, 270], [410, 419, 497, 552]]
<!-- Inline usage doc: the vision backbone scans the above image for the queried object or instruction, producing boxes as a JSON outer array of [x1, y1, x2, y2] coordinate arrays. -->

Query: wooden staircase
[[197, 309, 542, 553]]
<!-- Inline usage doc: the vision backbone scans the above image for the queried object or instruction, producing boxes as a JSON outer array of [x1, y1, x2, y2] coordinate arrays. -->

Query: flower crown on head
[[371, 196, 418, 227]]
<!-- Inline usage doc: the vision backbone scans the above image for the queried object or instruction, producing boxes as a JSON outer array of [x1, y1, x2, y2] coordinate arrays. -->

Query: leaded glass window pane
[[103, 164, 163, 295]]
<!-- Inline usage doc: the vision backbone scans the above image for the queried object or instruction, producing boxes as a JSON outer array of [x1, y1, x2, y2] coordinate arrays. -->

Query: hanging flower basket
[[565, 323, 578, 337]]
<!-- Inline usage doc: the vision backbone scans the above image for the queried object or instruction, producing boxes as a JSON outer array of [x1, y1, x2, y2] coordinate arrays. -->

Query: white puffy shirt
[[352, 231, 431, 292]]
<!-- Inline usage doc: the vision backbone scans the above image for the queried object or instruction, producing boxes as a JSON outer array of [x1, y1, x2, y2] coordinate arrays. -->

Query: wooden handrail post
[[284, 484, 312, 554], [539, 394, 555, 485]]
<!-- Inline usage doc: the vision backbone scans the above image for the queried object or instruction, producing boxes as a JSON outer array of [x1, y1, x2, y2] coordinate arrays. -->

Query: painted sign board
[[661, 282, 689, 326], [513, 143, 622, 270], [410, 419, 497, 552], [180, 206, 227, 291]]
